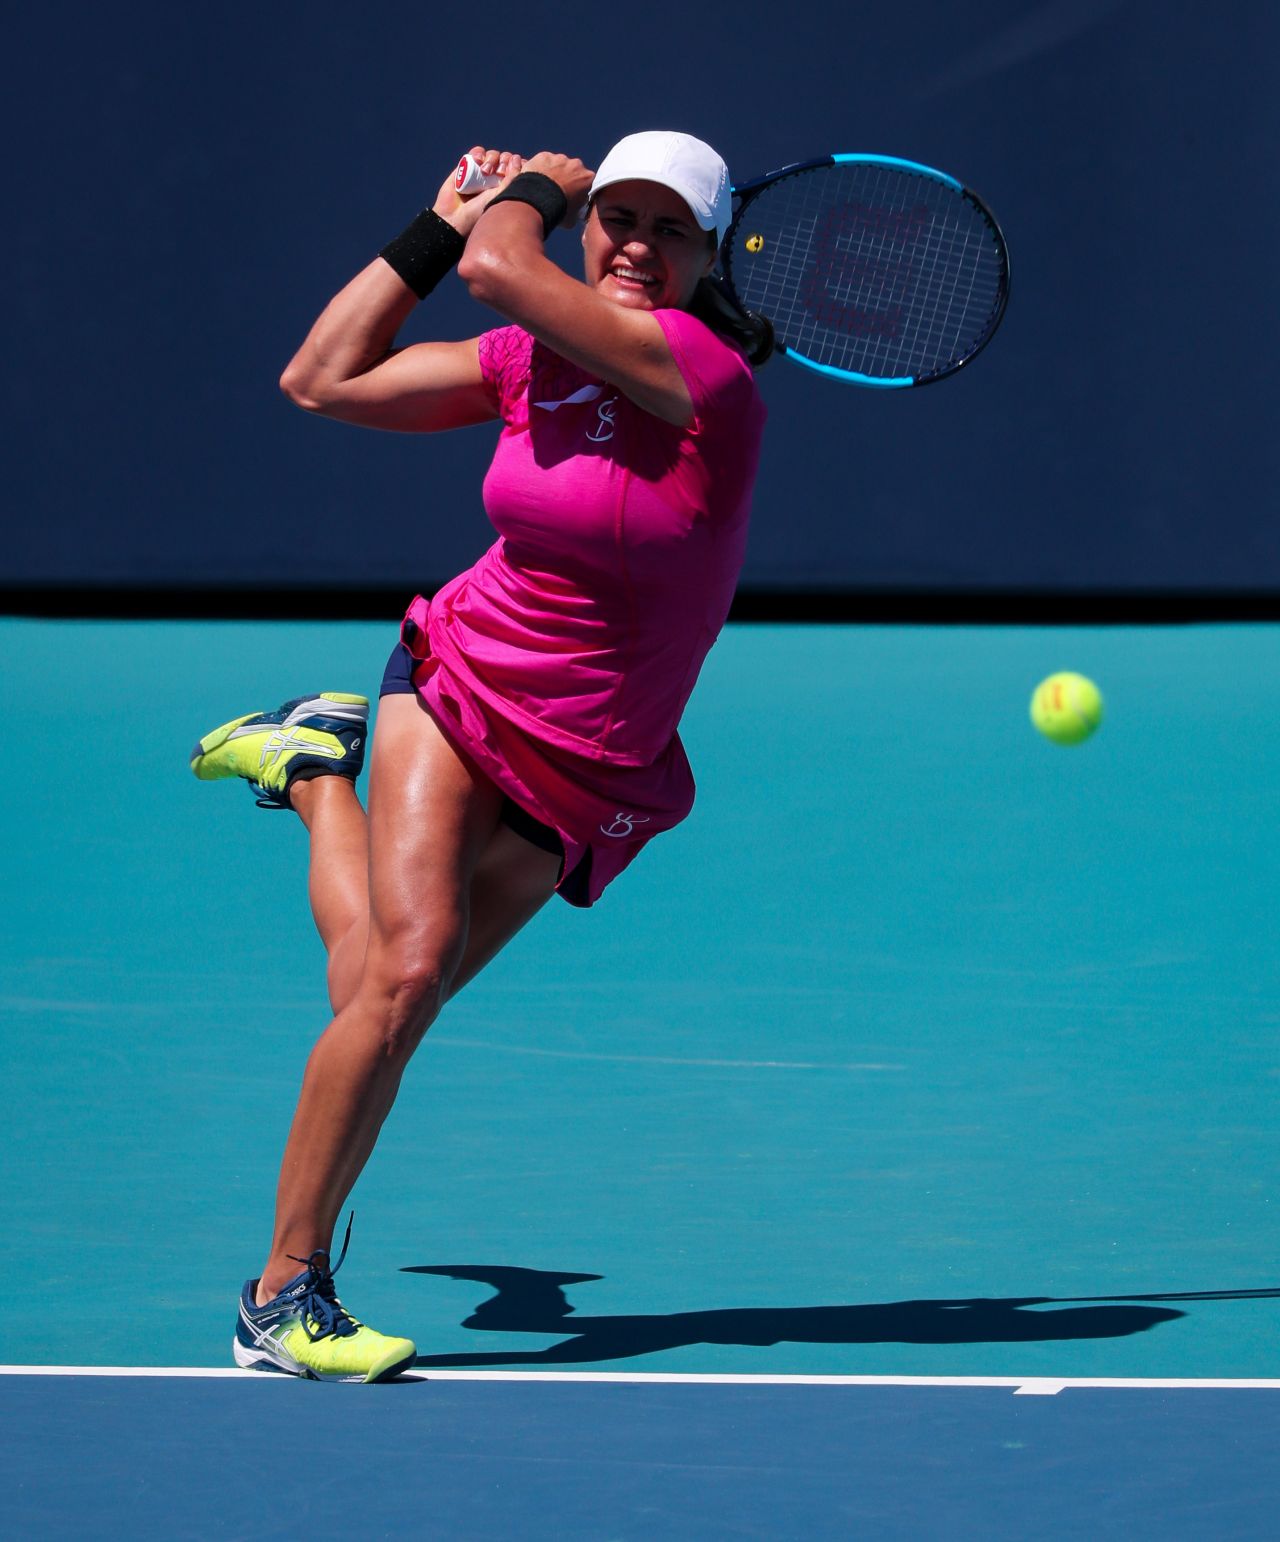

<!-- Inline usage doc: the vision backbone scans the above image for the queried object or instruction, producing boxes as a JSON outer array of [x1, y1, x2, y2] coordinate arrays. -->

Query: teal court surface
[[3, 617, 1279, 1537]]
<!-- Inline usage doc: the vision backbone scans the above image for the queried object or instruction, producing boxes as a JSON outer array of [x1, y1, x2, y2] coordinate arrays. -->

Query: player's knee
[[365, 945, 457, 1060]]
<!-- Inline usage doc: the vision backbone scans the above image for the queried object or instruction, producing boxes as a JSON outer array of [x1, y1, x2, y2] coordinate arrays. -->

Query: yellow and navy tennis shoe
[[233, 1226, 415, 1384], [190, 693, 368, 809]]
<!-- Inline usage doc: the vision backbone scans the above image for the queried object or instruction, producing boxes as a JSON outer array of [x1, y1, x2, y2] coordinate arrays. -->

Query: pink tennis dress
[[403, 308, 766, 905]]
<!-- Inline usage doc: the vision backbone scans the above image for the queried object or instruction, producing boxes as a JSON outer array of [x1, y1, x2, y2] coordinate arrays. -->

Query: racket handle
[[454, 154, 503, 196]]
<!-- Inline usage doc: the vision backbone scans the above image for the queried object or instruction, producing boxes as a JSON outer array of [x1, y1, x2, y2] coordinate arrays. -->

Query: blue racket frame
[[723, 153, 1010, 388]]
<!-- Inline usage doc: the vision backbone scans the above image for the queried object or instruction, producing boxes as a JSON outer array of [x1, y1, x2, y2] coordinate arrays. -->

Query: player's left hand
[[433, 147, 524, 236]]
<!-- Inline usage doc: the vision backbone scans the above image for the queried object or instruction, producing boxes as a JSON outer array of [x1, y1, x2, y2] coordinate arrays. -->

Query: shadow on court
[[403, 1267, 1279, 1367]]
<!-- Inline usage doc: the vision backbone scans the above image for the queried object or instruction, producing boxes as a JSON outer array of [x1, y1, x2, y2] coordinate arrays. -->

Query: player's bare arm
[[279, 147, 526, 433]]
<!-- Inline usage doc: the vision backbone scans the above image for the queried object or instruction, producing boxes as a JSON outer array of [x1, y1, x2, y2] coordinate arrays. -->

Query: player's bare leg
[[289, 738, 562, 1015], [289, 776, 370, 1014], [257, 698, 560, 1302]]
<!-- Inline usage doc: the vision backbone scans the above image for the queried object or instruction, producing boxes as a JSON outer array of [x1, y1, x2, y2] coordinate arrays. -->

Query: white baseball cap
[[589, 131, 732, 244]]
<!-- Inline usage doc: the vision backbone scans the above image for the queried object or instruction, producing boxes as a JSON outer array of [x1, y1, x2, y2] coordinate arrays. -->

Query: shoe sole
[[232, 1335, 416, 1384]]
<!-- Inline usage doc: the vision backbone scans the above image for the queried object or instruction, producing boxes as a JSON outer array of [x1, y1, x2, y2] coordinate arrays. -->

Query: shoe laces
[[285, 1213, 360, 1342]]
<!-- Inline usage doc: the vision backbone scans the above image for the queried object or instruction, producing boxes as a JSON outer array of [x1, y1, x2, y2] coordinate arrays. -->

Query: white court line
[[445, 1040, 905, 1072], [2, 1367, 1279, 1396]]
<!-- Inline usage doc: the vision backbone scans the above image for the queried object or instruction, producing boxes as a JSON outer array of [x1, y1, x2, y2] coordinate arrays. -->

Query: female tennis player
[[191, 131, 771, 1381]]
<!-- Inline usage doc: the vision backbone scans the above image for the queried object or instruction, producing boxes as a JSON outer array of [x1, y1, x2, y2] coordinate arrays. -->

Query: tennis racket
[[722, 154, 1009, 387]]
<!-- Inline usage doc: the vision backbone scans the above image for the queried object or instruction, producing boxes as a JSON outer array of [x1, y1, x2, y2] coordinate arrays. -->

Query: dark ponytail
[[689, 274, 774, 368]]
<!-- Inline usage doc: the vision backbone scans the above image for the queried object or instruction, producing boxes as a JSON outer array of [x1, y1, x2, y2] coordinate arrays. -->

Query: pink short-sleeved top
[[403, 307, 766, 906]]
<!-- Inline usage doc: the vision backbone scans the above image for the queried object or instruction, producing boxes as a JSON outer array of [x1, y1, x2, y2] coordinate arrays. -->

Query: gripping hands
[[432, 147, 596, 236]]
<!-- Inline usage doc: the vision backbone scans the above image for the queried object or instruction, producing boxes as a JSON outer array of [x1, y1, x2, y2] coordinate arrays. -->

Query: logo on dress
[[586, 397, 618, 442], [600, 811, 651, 838], [532, 384, 604, 412]]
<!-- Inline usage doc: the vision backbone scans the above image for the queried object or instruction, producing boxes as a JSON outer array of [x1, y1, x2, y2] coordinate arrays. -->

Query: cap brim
[[590, 173, 721, 237]]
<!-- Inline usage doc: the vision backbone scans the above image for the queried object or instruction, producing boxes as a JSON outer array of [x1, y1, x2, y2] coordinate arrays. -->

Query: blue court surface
[[3, 617, 1279, 1536]]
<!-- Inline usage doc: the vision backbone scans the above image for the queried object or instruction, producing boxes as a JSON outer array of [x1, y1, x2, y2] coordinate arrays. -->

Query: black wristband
[[483, 173, 568, 241], [379, 208, 465, 300]]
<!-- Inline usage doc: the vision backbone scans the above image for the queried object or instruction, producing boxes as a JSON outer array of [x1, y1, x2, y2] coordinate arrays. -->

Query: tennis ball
[[1030, 672, 1103, 745], [746, 233, 764, 253]]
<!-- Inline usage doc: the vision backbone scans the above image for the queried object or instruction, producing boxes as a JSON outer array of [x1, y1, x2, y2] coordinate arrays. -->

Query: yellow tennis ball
[[746, 233, 764, 253], [1030, 672, 1103, 745]]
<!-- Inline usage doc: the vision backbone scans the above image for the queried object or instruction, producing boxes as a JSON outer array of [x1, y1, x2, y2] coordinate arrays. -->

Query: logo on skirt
[[600, 811, 651, 838]]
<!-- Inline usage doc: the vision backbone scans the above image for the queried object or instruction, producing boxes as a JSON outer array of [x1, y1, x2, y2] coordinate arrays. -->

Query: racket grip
[[454, 154, 503, 196]]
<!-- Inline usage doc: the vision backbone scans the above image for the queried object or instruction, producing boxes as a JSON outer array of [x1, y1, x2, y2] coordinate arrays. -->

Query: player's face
[[582, 180, 718, 310]]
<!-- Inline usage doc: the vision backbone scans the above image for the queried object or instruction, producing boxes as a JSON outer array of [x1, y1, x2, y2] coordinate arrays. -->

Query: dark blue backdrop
[[7, 1, 1277, 595]]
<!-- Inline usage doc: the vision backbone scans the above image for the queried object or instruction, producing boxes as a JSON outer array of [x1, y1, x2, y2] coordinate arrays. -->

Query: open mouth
[[610, 266, 661, 291]]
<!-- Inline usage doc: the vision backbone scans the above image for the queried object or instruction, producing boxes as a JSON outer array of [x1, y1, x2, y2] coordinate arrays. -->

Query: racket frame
[[723, 153, 1010, 388]]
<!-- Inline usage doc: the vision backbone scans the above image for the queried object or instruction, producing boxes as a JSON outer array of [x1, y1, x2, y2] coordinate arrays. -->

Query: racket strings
[[726, 162, 1006, 381]]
